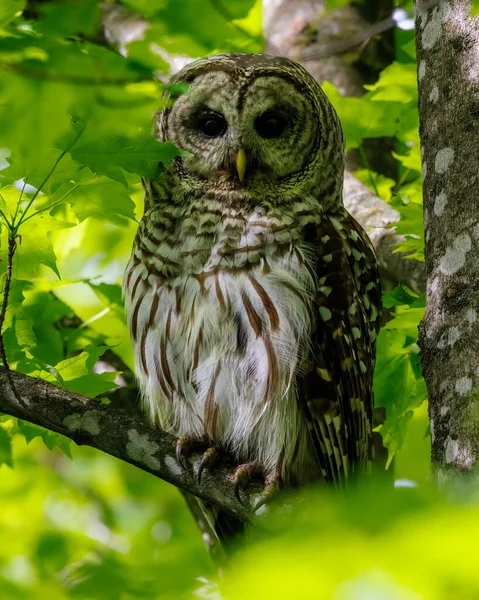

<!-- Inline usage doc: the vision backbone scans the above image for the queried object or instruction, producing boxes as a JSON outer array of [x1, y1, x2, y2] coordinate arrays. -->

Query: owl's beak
[[236, 148, 247, 183]]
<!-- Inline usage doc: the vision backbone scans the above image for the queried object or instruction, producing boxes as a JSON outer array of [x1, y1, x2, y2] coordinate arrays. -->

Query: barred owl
[[124, 53, 381, 545]]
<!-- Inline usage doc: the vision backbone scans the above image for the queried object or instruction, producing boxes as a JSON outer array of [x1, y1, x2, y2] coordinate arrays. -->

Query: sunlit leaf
[[69, 136, 185, 184]]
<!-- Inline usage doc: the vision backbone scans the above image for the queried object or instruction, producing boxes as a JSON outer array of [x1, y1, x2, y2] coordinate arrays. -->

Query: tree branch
[[0, 367, 263, 522]]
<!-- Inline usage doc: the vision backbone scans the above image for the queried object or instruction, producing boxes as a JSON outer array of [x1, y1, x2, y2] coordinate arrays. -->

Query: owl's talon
[[232, 463, 258, 505], [255, 472, 280, 512], [175, 435, 206, 466], [175, 436, 188, 465], [197, 446, 218, 484]]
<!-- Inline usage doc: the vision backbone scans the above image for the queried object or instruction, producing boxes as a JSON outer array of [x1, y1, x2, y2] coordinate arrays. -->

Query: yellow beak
[[236, 148, 247, 183]]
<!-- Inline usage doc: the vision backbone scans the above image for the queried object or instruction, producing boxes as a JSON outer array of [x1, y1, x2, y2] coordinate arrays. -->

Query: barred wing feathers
[[300, 207, 382, 484]]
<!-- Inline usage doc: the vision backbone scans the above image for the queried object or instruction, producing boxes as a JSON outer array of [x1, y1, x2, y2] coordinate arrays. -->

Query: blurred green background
[[0, 0, 472, 598]]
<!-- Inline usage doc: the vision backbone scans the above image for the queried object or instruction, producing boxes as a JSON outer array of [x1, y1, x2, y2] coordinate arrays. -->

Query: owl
[[124, 53, 381, 545]]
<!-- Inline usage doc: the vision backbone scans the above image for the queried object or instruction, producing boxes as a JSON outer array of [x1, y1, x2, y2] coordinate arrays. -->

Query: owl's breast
[[124, 241, 320, 479], [132, 198, 322, 277]]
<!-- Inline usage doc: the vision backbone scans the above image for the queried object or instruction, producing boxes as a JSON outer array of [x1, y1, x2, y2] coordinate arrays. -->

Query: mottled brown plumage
[[124, 53, 381, 547]]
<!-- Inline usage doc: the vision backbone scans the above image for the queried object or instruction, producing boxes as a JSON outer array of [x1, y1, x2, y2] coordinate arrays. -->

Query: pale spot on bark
[[445, 439, 474, 468], [418, 59, 427, 80], [455, 377, 472, 396], [439, 379, 449, 393], [430, 276, 439, 293], [164, 455, 182, 477], [429, 84, 439, 103], [433, 191, 447, 216], [424, 208, 429, 226], [445, 437, 458, 463], [440, 406, 450, 416], [126, 429, 161, 470], [430, 419, 435, 442], [422, 160, 427, 181], [63, 410, 101, 435], [439, 233, 471, 275], [437, 326, 460, 349], [422, 2, 451, 50], [466, 308, 477, 325], [435, 148, 454, 173]]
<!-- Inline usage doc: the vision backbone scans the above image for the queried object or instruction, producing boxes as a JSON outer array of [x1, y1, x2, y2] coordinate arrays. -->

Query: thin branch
[[12, 179, 27, 225], [302, 0, 441, 61], [0, 234, 21, 399], [16, 133, 82, 230], [21, 184, 80, 224], [0, 367, 263, 523]]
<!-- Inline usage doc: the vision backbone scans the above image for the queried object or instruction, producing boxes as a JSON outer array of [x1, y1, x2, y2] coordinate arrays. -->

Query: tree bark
[[0, 367, 263, 522], [415, 1, 479, 482]]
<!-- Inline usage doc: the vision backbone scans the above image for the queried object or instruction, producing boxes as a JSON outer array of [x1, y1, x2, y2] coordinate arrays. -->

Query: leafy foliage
[[0, 0, 441, 597]]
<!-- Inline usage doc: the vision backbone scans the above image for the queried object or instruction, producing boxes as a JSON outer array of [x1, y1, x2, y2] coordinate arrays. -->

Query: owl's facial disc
[[163, 69, 321, 190]]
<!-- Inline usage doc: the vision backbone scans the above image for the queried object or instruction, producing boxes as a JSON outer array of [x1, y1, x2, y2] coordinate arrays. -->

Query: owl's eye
[[198, 114, 227, 138], [255, 111, 287, 138]]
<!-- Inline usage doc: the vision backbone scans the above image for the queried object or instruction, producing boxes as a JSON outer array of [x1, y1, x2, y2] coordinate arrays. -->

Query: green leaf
[[3, 151, 85, 197], [16, 213, 76, 279], [0, 185, 21, 223], [0, 0, 25, 27], [69, 136, 184, 185], [0, 426, 13, 467], [352, 169, 396, 203], [34, 0, 101, 37], [392, 145, 422, 173], [382, 307, 425, 330], [58, 176, 137, 222], [136, 0, 262, 55], [383, 286, 426, 309], [374, 328, 426, 461], [365, 62, 418, 104], [387, 197, 424, 262], [323, 82, 417, 150], [38, 345, 119, 398], [16, 421, 73, 459]]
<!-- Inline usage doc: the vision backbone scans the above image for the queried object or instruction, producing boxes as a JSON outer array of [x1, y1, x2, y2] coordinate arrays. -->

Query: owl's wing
[[299, 207, 382, 484]]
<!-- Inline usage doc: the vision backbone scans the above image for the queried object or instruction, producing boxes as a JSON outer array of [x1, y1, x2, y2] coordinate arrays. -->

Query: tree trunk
[[415, 1, 479, 482]]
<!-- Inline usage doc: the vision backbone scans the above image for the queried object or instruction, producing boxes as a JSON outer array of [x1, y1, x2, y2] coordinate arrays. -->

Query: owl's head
[[156, 53, 345, 207]]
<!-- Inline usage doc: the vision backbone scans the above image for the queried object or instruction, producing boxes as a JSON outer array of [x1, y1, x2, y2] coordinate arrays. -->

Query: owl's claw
[[232, 463, 258, 505], [175, 435, 205, 466], [175, 436, 188, 465], [254, 472, 280, 512], [197, 446, 218, 484]]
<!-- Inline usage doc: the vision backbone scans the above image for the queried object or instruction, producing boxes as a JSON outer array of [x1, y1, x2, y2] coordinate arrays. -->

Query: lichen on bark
[[415, 0, 479, 482]]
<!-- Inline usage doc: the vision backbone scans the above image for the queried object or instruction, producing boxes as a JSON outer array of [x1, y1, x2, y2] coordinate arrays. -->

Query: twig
[[15, 134, 82, 230], [302, 0, 441, 61], [0, 233, 22, 402]]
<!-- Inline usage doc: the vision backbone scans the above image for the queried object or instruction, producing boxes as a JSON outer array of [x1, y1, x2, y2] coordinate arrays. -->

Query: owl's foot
[[197, 446, 219, 484], [255, 472, 281, 512], [175, 436, 228, 483], [232, 462, 260, 505], [175, 435, 206, 464], [232, 465, 281, 509]]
